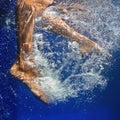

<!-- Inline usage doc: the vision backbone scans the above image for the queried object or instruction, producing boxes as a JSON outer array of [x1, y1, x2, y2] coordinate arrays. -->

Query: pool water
[[0, 0, 120, 120]]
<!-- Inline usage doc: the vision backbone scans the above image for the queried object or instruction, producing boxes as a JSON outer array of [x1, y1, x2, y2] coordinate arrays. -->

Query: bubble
[[26, 0, 120, 103]]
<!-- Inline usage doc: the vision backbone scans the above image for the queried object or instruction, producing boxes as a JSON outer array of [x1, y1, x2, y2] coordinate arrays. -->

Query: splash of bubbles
[[26, 0, 120, 103]]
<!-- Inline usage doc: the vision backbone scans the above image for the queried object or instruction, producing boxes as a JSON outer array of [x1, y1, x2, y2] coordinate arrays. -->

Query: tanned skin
[[10, 0, 102, 103]]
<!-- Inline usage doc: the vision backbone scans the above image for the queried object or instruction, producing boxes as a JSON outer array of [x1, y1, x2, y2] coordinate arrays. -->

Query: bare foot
[[80, 42, 103, 55], [10, 61, 48, 103], [23, 80, 48, 103]]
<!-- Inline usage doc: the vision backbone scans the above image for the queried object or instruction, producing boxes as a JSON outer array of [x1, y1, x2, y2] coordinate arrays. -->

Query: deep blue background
[[0, 0, 120, 120]]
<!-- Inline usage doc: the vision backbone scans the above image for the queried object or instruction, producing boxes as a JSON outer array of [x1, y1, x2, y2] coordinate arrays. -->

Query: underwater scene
[[0, 0, 120, 120]]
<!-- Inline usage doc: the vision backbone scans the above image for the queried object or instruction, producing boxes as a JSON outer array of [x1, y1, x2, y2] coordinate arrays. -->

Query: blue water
[[0, 0, 120, 120]]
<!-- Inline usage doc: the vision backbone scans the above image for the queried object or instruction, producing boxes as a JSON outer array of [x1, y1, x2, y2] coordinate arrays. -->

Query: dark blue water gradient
[[0, 0, 120, 120]]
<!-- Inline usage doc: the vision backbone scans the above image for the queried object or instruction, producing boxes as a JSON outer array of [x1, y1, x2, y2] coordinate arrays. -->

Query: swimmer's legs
[[10, 0, 48, 103], [53, 18, 102, 54], [42, 14, 102, 55]]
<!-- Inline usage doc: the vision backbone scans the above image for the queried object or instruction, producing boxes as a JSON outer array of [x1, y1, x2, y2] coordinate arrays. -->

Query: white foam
[[26, 0, 120, 103]]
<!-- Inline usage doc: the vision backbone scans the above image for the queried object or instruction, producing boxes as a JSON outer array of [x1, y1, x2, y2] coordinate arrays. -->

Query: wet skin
[[10, 0, 102, 103]]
